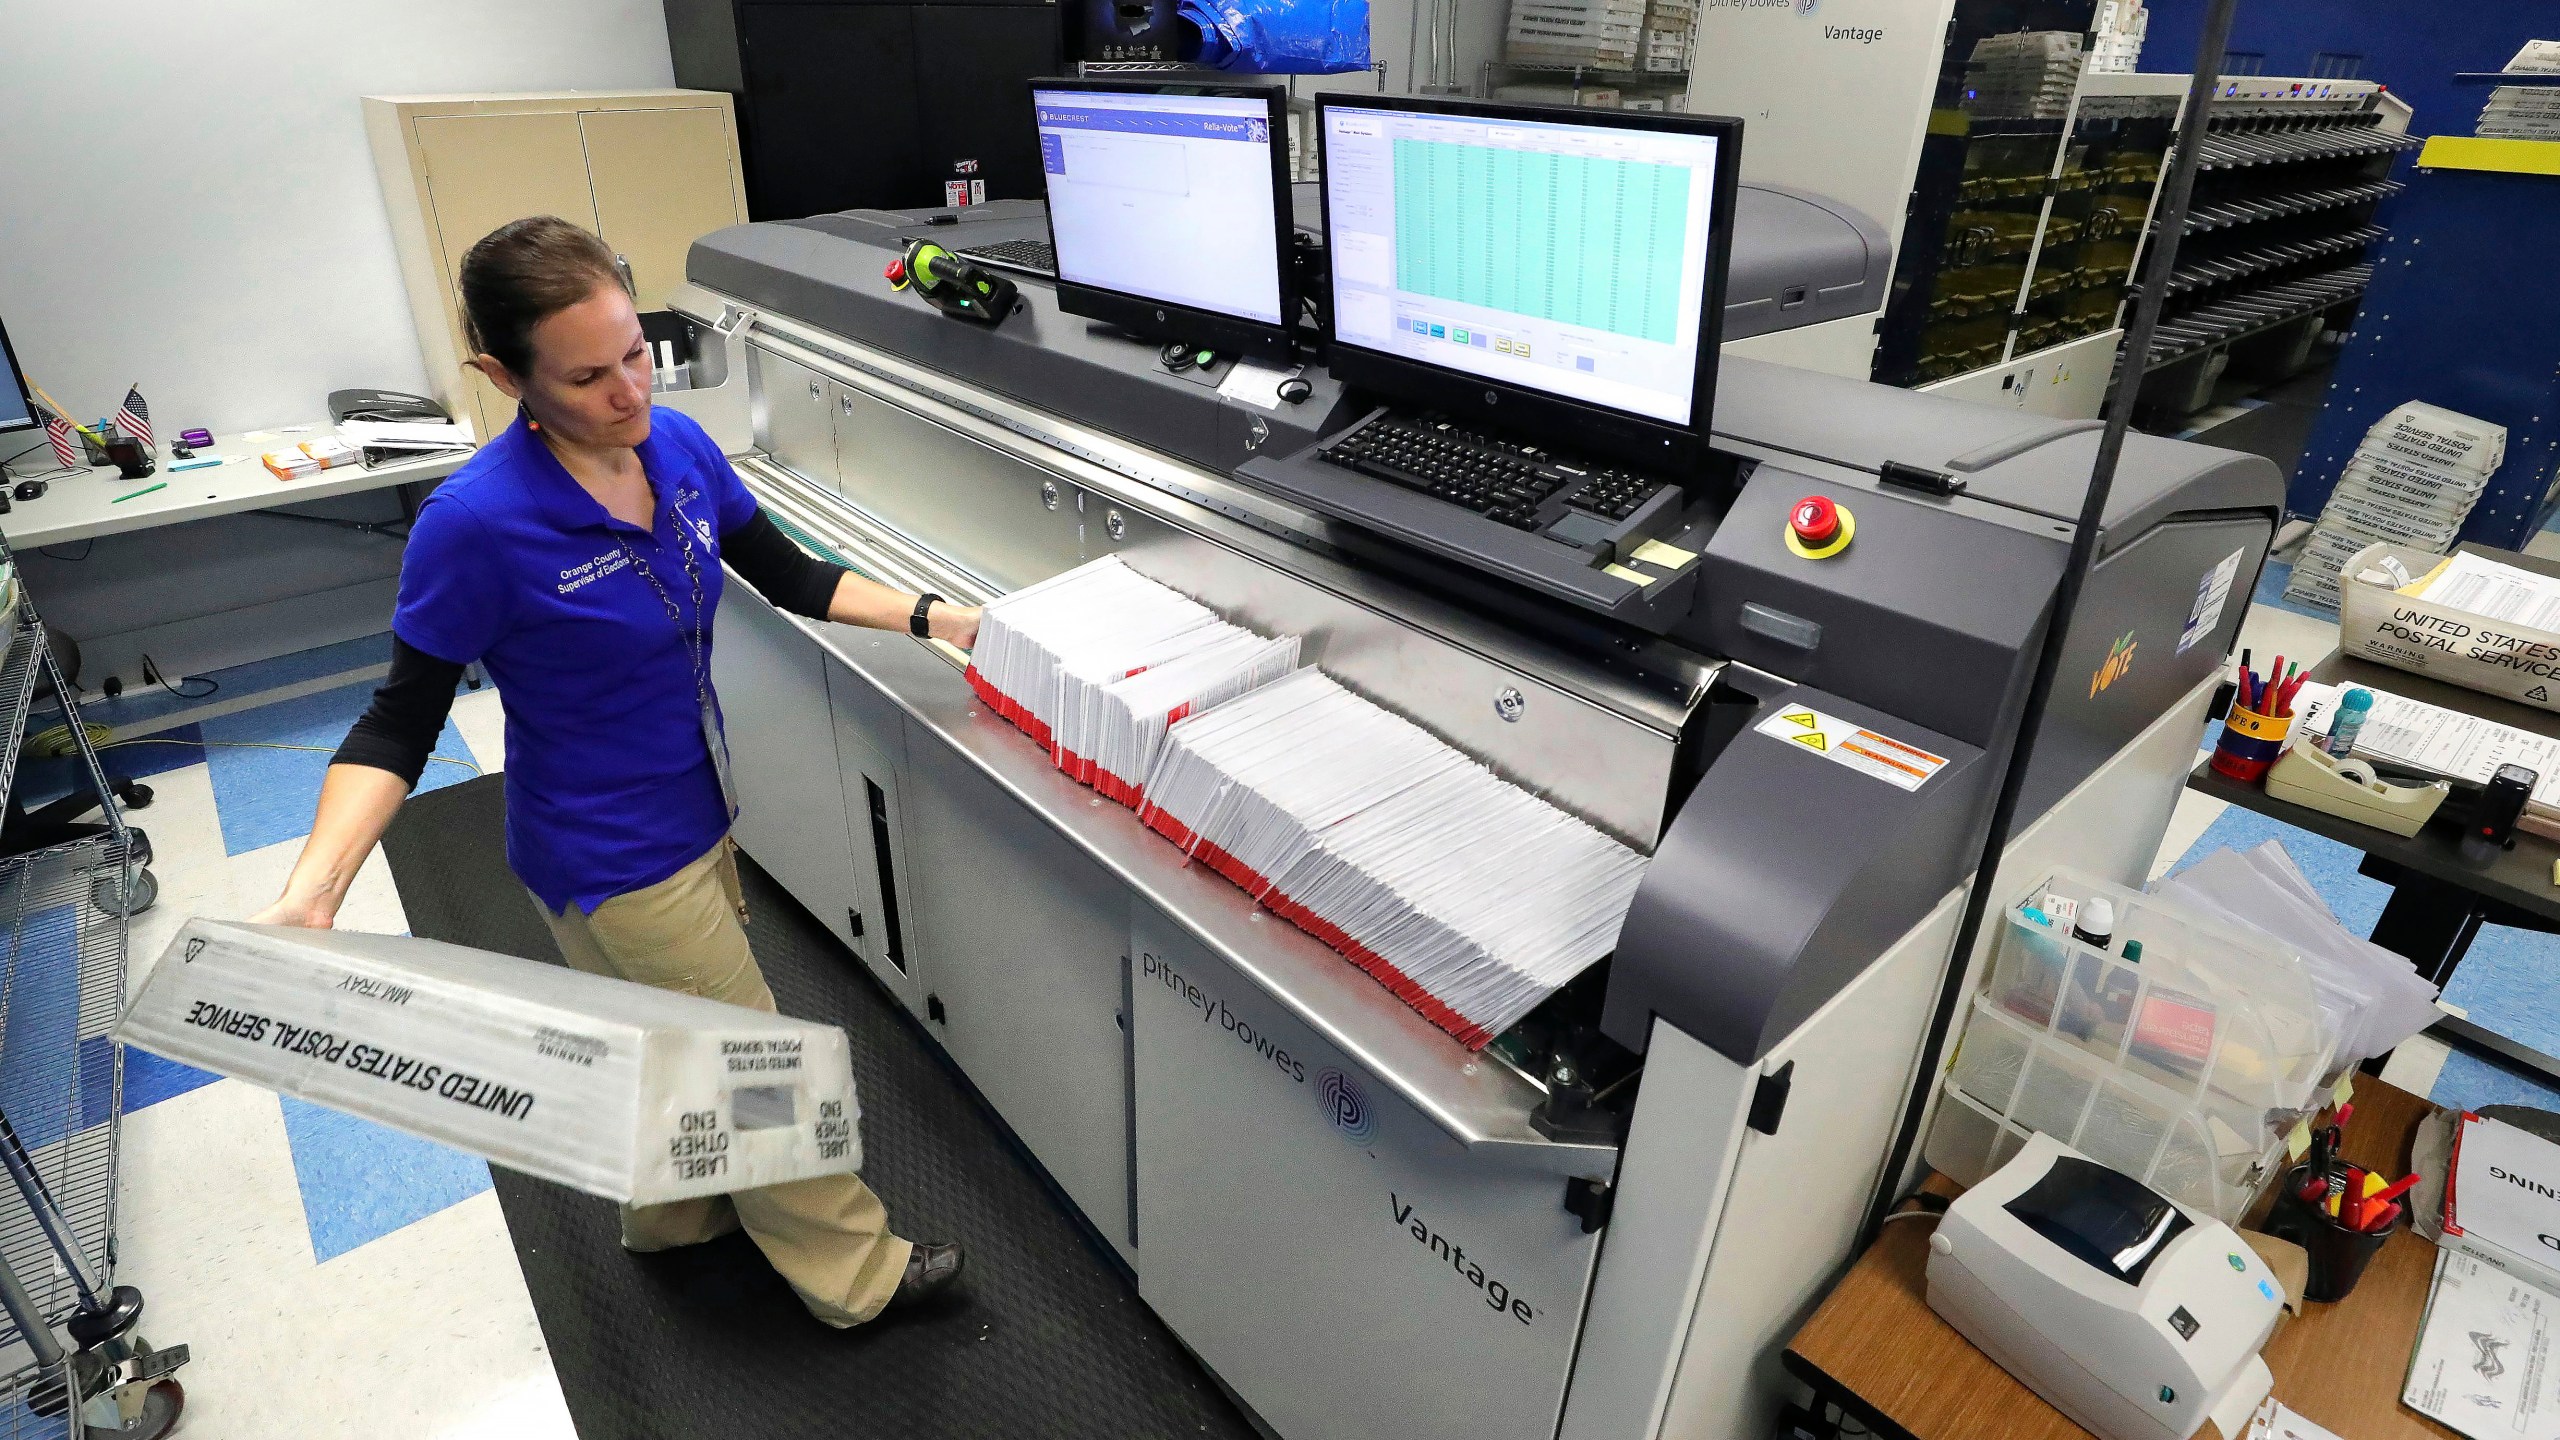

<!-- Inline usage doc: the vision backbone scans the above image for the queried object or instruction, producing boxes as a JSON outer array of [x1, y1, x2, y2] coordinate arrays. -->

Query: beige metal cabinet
[[364, 90, 748, 441]]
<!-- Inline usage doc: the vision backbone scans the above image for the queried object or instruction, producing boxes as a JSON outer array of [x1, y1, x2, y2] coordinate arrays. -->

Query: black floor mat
[[381, 775, 1256, 1440]]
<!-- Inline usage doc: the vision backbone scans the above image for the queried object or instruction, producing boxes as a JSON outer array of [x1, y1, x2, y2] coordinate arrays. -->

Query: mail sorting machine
[[663, 184, 2280, 1440]]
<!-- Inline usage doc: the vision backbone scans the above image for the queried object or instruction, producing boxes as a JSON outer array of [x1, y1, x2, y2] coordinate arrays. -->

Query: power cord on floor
[[137, 654, 217, 701], [20, 725, 483, 777]]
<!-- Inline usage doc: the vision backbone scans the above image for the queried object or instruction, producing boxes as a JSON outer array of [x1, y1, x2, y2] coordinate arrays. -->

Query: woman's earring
[[519, 401, 539, 433]]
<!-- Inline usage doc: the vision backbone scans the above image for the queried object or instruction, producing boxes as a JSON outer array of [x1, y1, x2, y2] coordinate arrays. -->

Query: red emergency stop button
[[1784, 494, 1855, 559], [884, 257, 909, 288]]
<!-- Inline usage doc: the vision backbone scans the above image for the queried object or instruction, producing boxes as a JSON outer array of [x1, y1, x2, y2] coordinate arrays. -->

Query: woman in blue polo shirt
[[251, 216, 970, 1327]]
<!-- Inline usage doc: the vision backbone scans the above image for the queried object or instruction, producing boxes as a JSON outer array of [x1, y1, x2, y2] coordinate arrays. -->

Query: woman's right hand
[[249, 889, 336, 930]]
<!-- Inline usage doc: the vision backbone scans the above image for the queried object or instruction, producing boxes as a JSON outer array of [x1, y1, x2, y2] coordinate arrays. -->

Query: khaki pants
[[538, 839, 912, 1327]]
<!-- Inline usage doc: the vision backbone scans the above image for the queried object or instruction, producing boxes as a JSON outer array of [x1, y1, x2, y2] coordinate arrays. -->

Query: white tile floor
[[106, 681, 578, 1440]]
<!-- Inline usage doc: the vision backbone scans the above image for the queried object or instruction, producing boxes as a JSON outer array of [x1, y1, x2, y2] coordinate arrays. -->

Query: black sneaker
[[889, 1241, 965, 1309]]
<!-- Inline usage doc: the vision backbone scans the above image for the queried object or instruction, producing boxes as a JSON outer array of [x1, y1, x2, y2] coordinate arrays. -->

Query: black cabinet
[[667, 0, 1066, 221]]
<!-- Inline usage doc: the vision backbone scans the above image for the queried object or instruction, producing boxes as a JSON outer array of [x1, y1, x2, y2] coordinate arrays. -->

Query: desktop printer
[[1928, 1134, 2287, 1440]]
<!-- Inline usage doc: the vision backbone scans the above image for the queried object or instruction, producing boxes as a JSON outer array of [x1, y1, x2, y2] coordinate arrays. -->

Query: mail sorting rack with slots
[[671, 193, 2281, 1440], [2136, 75, 2420, 424]]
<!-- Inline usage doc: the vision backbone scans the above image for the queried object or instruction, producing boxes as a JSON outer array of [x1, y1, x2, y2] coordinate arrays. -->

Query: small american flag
[[112, 385, 152, 451], [43, 409, 78, 471]]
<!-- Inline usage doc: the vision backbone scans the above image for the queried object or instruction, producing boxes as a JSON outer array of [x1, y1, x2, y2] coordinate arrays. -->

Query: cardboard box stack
[[1963, 31, 2085, 120], [1493, 83, 1623, 108], [1505, 0, 1647, 70], [2284, 401, 2503, 612], [2089, 0, 2148, 74], [2477, 42, 2560, 139], [1638, 0, 1693, 73]]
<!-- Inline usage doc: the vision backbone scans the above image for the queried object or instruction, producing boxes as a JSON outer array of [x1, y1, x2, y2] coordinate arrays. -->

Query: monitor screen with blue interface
[[0, 316, 32, 436], [1035, 87, 1285, 327], [1322, 103, 1725, 426]]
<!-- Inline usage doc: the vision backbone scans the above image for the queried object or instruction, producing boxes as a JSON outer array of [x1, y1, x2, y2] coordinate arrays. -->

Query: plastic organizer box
[[1925, 869, 2337, 1222]]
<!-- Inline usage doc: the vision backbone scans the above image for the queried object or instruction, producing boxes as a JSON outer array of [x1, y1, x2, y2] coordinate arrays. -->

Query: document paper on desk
[[2405, 1249, 2560, 1439], [2419, 552, 2560, 633], [2295, 680, 2560, 811]]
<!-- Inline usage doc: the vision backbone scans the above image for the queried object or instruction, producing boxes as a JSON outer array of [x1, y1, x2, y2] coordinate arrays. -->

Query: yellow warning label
[[1753, 704, 1950, 792]]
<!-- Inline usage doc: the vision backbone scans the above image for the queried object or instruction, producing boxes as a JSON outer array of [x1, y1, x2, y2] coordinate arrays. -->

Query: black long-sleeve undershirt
[[330, 508, 851, 788]]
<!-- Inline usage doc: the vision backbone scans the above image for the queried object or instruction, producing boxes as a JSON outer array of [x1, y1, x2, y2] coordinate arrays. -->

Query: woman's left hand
[[930, 602, 982, 651]]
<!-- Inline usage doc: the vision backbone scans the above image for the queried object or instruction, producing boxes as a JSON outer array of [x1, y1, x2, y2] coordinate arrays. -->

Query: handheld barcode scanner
[[884, 240, 1019, 327]]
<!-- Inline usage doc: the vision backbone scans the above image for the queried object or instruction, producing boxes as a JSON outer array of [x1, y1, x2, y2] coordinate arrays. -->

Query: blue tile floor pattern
[[92, 644, 501, 1262], [277, 1096, 495, 1264], [200, 677, 482, 857]]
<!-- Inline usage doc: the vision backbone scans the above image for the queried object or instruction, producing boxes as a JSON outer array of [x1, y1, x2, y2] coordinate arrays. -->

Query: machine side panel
[[1656, 886, 1964, 1440], [899, 733, 1138, 1269], [1603, 686, 1987, 1062], [711, 577, 863, 954], [1132, 908, 1604, 1440], [826, 655, 929, 1016], [1555, 1022, 1757, 1440], [830, 379, 1085, 591], [1689, 464, 2060, 751], [2019, 514, 2270, 821]]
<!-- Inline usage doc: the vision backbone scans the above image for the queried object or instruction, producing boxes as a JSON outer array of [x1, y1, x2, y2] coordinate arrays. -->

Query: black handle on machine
[[884, 240, 1019, 328]]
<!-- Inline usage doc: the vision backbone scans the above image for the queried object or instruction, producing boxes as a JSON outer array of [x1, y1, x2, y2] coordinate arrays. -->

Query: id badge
[[702, 695, 741, 821]]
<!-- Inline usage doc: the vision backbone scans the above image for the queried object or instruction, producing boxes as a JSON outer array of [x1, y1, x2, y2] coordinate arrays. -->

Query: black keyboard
[[1316, 412, 1676, 537], [953, 238, 1056, 277]]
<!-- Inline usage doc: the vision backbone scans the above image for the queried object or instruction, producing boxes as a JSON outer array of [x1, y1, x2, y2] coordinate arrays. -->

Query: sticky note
[[1603, 563, 1657, 587], [2332, 1072, 2356, 1105], [2284, 1120, 2312, 1159], [1630, 539, 1698, 568]]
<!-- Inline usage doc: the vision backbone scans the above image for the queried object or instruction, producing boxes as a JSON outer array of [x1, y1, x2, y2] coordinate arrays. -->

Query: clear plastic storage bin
[[1925, 868, 2337, 1221]]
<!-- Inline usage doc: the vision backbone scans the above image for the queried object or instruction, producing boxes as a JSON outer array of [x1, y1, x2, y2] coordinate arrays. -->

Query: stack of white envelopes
[[1138, 669, 1647, 1049], [967, 558, 1298, 801]]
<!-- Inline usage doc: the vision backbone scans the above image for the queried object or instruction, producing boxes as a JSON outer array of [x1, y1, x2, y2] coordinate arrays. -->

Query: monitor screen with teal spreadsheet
[[1319, 98, 1736, 432]]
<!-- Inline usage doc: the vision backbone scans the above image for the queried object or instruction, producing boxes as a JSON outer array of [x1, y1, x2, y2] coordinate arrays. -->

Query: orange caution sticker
[[1755, 705, 1949, 792]]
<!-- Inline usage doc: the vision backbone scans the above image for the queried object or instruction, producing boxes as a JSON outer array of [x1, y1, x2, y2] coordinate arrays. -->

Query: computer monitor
[[1316, 95, 1742, 472], [1033, 79, 1297, 362], [0, 314, 36, 438]]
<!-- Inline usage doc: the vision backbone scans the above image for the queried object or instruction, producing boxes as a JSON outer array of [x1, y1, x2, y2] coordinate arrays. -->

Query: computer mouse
[[1277, 376, 1314, 403], [12, 481, 45, 502]]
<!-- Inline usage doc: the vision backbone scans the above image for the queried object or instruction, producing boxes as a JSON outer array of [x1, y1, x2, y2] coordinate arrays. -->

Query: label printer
[[662, 87, 2281, 1440]]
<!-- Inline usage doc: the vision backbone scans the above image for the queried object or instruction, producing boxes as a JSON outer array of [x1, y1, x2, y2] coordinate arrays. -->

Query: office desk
[[1787, 1077, 2455, 1440], [0, 424, 468, 549], [2185, 597, 2560, 1078]]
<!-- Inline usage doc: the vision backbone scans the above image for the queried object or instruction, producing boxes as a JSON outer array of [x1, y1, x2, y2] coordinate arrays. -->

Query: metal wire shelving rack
[[0, 532, 182, 1439]]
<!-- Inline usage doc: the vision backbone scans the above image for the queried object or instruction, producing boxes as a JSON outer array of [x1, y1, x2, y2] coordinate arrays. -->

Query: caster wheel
[[90, 1378, 184, 1440], [116, 781, 154, 811], [92, 867, 157, 917]]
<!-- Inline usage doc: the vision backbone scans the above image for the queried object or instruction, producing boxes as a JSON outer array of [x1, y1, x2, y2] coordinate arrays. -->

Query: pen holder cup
[[2262, 1164, 2391, 1302], [2209, 704, 2291, 784], [103, 437, 154, 480]]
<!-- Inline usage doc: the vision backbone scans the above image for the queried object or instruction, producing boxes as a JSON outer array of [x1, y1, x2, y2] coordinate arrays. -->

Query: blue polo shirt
[[396, 407, 758, 914]]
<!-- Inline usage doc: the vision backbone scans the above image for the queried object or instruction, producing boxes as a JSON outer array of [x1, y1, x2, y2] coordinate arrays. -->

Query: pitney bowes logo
[[1797, 0, 1818, 13], [1318, 1067, 1377, 1143]]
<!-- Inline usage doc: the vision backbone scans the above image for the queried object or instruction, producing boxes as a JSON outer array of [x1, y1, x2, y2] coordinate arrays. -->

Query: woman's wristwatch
[[910, 592, 942, 639]]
